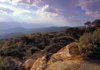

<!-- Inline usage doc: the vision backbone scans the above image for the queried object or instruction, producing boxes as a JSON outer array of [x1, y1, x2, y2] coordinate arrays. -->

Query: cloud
[[0, 0, 41, 5], [78, 0, 100, 18], [18, 0, 41, 5], [0, 4, 31, 15], [37, 0, 85, 25], [41, 5, 57, 13], [38, 0, 100, 25], [1, 0, 99, 19], [0, 10, 7, 15], [0, 0, 100, 26], [36, 4, 59, 18], [0, 7, 13, 13], [39, 0, 80, 18], [0, 0, 85, 26]]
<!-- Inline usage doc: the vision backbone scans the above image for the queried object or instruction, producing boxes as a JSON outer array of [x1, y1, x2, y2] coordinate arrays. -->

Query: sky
[[0, 0, 100, 29]]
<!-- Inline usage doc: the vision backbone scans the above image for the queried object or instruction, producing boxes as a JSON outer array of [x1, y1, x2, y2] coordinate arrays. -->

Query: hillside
[[0, 27, 31, 35], [26, 26, 69, 35], [0, 19, 100, 70], [0, 26, 69, 39], [0, 26, 86, 39], [0, 32, 25, 39]]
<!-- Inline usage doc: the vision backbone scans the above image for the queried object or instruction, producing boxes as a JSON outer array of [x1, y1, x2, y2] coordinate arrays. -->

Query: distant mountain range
[[0, 26, 69, 39], [0, 22, 54, 30], [0, 26, 86, 39], [0, 32, 25, 39]]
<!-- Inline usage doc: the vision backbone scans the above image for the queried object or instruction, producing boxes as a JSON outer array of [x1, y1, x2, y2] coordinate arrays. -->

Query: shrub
[[2, 48, 25, 60], [28, 46, 40, 54], [79, 28, 100, 58], [0, 56, 9, 70], [69, 42, 80, 55], [50, 36, 74, 44], [85, 27, 96, 33], [43, 36, 74, 54], [43, 43, 61, 54]]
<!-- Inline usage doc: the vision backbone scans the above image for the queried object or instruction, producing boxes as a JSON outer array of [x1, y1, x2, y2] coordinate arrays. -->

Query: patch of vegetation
[[79, 28, 100, 58], [0, 56, 9, 70], [69, 42, 80, 55]]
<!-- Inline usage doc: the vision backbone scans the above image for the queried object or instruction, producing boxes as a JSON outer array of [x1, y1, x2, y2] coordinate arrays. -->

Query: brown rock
[[30, 44, 79, 70], [47, 45, 72, 64], [23, 59, 35, 70], [30, 56, 47, 70]]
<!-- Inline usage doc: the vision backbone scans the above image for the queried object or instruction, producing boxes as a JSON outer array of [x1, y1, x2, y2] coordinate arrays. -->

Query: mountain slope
[[0, 27, 30, 35], [25, 26, 69, 35], [0, 26, 69, 39], [0, 32, 25, 39]]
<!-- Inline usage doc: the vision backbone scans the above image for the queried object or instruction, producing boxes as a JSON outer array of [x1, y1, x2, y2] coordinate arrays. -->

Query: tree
[[92, 19, 100, 28], [84, 21, 91, 27], [65, 27, 80, 39]]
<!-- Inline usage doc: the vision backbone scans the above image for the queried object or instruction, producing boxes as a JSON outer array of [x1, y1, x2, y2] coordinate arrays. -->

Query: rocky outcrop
[[67, 43, 80, 56], [30, 44, 75, 70], [23, 59, 36, 70], [47, 45, 72, 65], [30, 43, 100, 70], [30, 57, 46, 70], [30, 53, 52, 70]]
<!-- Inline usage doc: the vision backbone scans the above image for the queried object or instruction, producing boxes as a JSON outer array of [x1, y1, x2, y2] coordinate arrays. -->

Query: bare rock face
[[47, 45, 72, 64], [30, 57, 47, 70], [30, 45, 72, 70], [30, 44, 79, 70], [30, 53, 52, 70], [23, 59, 36, 70]]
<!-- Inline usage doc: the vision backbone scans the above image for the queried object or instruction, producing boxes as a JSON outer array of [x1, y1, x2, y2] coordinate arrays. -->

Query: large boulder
[[47, 45, 72, 64], [30, 53, 52, 70], [30, 45, 72, 70], [30, 57, 46, 70], [30, 43, 79, 70]]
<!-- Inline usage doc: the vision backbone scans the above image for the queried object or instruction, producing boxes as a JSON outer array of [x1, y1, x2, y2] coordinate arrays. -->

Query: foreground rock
[[23, 59, 36, 70], [30, 44, 74, 70], [30, 43, 100, 70], [30, 53, 52, 70]]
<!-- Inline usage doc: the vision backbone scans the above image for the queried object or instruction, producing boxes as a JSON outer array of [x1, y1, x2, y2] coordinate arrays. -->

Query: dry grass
[[45, 59, 100, 70]]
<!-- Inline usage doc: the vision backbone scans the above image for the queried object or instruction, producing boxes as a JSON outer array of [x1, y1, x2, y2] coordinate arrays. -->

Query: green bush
[[2, 48, 25, 60], [50, 36, 74, 44], [43, 43, 61, 54], [43, 36, 74, 54], [28, 46, 40, 54], [0, 56, 9, 70], [79, 28, 100, 58], [69, 42, 80, 55]]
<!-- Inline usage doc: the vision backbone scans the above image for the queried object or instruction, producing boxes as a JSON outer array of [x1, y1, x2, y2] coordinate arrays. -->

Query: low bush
[[28, 46, 40, 54], [0, 56, 9, 70], [79, 28, 100, 58], [69, 42, 80, 55]]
